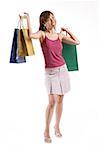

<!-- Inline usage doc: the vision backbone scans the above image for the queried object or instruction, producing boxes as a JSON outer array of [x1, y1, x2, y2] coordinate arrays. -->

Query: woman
[[20, 10, 80, 143]]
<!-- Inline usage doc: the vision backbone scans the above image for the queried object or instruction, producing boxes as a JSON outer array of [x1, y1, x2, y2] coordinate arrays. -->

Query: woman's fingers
[[19, 12, 29, 18], [61, 27, 67, 32], [23, 12, 29, 16], [61, 27, 71, 33]]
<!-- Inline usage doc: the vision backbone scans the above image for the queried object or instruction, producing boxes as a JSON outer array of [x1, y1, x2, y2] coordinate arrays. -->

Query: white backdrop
[[0, 0, 100, 150]]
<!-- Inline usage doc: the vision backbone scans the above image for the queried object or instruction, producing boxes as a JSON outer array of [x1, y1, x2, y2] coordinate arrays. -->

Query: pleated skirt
[[44, 64, 71, 95]]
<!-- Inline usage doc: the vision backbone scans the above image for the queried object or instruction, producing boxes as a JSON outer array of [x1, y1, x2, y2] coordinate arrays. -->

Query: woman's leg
[[54, 95, 64, 135], [44, 94, 55, 138]]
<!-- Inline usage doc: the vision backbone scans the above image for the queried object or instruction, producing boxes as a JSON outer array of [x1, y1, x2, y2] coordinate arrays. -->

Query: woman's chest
[[45, 39, 62, 52]]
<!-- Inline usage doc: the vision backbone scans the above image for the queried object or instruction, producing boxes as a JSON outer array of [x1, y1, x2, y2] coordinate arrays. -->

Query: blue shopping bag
[[10, 28, 26, 63]]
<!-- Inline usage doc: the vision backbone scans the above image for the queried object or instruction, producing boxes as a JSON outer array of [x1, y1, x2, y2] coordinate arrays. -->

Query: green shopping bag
[[62, 43, 79, 71]]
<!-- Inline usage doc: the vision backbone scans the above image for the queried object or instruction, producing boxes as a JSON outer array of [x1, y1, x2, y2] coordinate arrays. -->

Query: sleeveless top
[[40, 33, 66, 68]]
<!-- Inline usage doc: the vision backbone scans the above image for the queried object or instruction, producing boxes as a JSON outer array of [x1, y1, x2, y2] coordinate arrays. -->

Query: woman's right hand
[[19, 12, 29, 19], [23, 12, 29, 17]]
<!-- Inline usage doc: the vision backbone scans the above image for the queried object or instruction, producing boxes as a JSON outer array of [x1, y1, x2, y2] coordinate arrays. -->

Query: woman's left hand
[[61, 27, 70, 33], [61, 27, 66, 32]]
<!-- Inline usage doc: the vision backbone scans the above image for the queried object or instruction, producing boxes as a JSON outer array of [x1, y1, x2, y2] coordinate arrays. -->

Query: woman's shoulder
[[39, 30, 46, 43], [38, 30, 45, 37], [57, 32, 63, 41], [39, 31, 63, 43]]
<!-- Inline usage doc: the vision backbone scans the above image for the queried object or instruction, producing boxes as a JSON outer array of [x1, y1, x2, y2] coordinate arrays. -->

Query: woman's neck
[[46, 28, 55, 34]]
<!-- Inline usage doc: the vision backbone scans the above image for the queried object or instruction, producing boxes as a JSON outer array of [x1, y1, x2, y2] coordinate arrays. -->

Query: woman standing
[[20, 10, 80, 143]]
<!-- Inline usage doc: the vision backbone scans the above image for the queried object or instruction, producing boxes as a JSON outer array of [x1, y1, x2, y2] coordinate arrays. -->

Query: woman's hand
[[61, 27, 70, 33], [19, 12, 29, 19], [23, 12, 29, 18], [61, 27, 80, 45]]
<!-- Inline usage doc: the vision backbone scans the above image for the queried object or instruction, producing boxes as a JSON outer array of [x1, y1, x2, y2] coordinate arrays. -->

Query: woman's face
[[45, 14, 56, 30]]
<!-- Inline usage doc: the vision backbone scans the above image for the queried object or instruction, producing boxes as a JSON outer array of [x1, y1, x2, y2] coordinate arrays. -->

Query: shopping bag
[[62, 43, 79, 71], [18, 18, 35, 57], [18, 29, 28, 57], [10, 28, 26, 63]]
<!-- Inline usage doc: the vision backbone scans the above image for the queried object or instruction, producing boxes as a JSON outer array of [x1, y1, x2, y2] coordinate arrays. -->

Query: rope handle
[[17, 16, 27, 29]]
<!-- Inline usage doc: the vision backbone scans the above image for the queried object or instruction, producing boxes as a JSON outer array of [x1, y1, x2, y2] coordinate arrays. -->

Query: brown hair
[[39, 10, 54, 31]]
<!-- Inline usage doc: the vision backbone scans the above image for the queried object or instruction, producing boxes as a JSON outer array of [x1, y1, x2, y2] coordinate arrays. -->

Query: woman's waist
[[45, 63, 67, 74]]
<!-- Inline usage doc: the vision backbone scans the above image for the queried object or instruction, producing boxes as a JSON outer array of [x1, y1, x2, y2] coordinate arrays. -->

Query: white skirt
[[44, 64, 71, 95]]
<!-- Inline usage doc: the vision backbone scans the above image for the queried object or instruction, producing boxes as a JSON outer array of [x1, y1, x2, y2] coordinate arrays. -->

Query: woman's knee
[[48, 94, 55, 108], [57, 95, 64, 104], [49, 101, 55, 108]]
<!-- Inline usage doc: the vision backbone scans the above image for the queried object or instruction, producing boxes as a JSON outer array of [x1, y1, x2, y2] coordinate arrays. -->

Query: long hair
[[39, 10, 54, 31]]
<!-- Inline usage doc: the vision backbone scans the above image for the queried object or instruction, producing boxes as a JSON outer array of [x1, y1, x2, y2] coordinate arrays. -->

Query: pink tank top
[[41, 34, 65, 68]]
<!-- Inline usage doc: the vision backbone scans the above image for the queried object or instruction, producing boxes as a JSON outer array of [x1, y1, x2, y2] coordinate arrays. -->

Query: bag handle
[[17, 17, 26, 29]]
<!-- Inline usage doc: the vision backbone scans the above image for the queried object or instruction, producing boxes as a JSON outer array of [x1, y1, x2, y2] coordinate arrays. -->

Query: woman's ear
[[43, 24, 47, 30]]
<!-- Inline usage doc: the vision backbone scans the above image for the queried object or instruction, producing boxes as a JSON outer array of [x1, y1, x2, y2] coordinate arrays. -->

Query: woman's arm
[[20, 12, 43, 39], [60, 27, 80, 45]]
